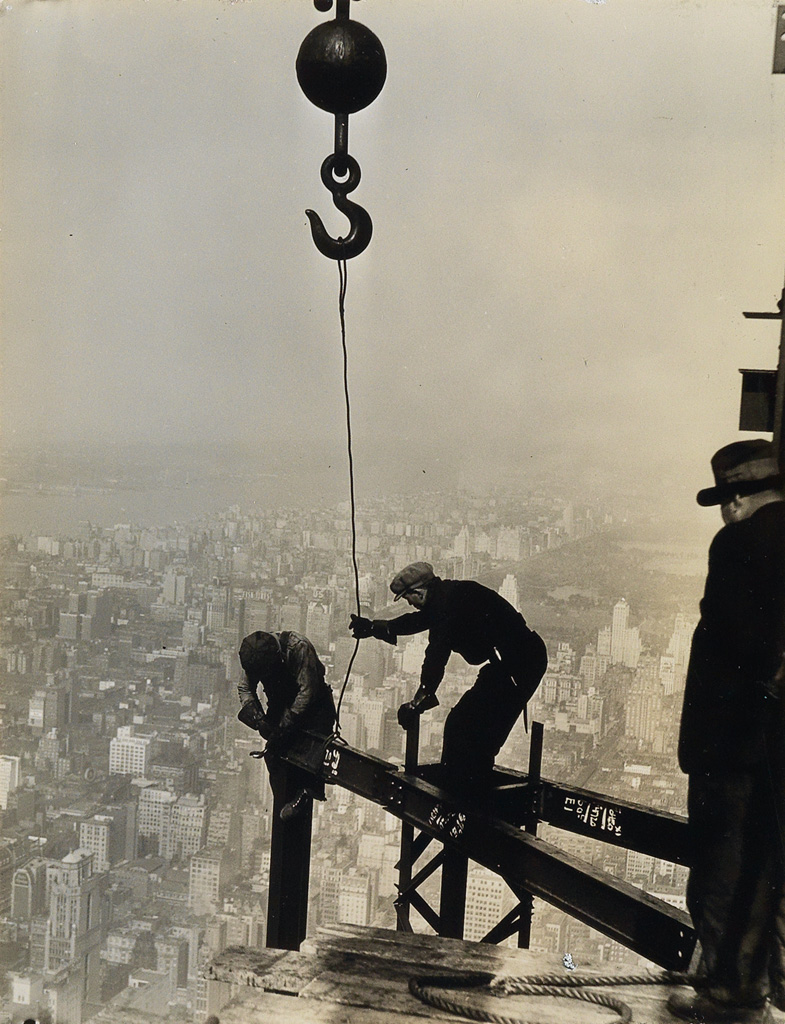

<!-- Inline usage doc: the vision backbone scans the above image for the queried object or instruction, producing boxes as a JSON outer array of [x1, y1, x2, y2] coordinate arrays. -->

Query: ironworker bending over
[[350, 562, 547, 802], [237, 630, 336, 822]]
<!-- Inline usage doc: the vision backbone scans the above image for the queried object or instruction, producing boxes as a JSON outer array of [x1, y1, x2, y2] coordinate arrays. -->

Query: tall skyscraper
[[44, 849, 108, 1017], [205, 600, 227, 631], [242, 597, 270, 634], [28, 690, 46, 733], [498, 574, 520, 611], [610, 599, 630, 664], [188, 848, 227, 916], [305, 601, 332, 653], [11, 858, 46, 921], [452, 525, 471, 559], [170, 795, 208, 861], [163, 569, 190, 605], [137, 787, 177, 858], [58, 590, 110, 640], [0, 755, 21, 809], [605, 599, 641, 670], [78, 817, 114, 874], [464, 867, 510, 944], [278, 600, 304, 633], [81, 590, 111, 639], [79, 808, 130, 873], [667, 613, 696, 676], [337, 869, 374, 926], [109, 726, 153, 776]]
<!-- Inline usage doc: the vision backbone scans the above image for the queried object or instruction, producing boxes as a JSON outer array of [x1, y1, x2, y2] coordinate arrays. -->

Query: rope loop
[[409, 969, 695, 1024]]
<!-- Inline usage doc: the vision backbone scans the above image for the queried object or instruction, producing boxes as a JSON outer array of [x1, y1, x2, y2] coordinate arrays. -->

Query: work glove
[[237, 700, 268, 735], [266, 713, 296, 756], [397, 701, 421, 730], [349, 614, 374, 639], [397, 685, 439, 729]]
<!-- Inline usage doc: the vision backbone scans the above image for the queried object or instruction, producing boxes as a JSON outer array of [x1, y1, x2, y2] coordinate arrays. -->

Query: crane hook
[[305, 153, 373, 261]]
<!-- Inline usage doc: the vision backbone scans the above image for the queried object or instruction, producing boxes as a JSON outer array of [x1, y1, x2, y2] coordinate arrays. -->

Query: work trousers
[[441, 633, 547, 801], [266, 691, 336, 804], [267, 756, 328, 802], [686, 762, 785, 1006]]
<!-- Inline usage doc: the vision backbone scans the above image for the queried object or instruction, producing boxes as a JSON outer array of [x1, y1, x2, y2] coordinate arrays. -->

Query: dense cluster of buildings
[[0, 490, 696, 1021]]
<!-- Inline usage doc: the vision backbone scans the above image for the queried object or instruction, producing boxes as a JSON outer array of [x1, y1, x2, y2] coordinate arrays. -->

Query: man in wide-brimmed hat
[[237, 630, 336, 822], [349, 561, 547, 801], [668, 440, 785, 1024]]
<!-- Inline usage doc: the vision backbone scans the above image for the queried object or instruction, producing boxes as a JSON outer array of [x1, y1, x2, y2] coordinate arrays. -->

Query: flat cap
[[390, 561, 435, 601]]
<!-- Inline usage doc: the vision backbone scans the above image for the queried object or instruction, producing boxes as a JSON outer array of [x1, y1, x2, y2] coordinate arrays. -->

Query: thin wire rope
[[334, 256, 362, 734]]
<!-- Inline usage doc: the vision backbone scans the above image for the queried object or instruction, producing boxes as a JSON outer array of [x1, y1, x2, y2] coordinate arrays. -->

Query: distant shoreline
[[0, 480, 301, 536]]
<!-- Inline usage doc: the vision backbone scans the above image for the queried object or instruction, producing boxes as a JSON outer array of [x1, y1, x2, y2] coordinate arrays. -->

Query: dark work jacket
[[238, 630, 335, 736], [372, 577, 546, 700], [678, 500, 785, 774]]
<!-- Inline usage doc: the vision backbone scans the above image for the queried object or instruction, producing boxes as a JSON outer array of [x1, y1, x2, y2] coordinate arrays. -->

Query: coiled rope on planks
[[409, 969, 696, 1024]]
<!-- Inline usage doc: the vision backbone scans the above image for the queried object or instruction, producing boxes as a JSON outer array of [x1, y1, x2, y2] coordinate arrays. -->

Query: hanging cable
[[339, 257, 362, 615], [333, 256, 362, 736], [295, 2, 387, 740]]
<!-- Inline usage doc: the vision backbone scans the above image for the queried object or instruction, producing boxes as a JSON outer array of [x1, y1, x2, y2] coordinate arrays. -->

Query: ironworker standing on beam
[[349, 562, 547, 801], [669, 440, 785, 1024], [237, 630, 336, 822]]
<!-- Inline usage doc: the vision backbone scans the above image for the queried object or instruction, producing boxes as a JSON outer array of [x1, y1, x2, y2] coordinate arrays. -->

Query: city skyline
[[0, 478, 707, 1020]]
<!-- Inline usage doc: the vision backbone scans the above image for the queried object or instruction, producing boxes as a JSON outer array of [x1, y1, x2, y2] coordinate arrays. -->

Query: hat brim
[[393, 582, 428, 601], [696, 474, 784, 507], [696, 485, 725, 507]]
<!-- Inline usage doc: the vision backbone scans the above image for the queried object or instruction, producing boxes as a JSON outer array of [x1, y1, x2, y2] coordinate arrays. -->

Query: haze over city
[[2, 0, 783, 529]]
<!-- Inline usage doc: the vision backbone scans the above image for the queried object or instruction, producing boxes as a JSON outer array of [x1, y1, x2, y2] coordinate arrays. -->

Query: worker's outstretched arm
[[349, 610, 429, 645]]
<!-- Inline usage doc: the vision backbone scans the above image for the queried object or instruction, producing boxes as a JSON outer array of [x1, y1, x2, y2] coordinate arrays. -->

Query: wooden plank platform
[[207, 924, 693, 1023]]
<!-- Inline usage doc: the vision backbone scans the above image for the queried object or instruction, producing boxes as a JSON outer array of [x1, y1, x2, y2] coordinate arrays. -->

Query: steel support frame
[[482, 883, 534, 946], [394, 844, 443, 932], [395, 719, 421, 932], [386, 772, 694, 968], [266, 765, 314, 950], [273, 729, 696, 967], [489, 776, 690, 865], [438, 847, 468, 939]]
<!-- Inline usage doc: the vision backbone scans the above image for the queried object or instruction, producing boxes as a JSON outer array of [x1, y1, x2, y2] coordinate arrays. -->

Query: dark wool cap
[[239, 631, 282, 674]]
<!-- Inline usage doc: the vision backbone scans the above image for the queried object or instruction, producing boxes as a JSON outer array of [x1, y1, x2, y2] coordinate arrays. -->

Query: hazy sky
[[2, 0, 784, 504]]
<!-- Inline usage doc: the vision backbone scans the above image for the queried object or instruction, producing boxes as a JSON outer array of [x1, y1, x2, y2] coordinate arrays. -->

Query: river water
[[0, 475, 346, 537]]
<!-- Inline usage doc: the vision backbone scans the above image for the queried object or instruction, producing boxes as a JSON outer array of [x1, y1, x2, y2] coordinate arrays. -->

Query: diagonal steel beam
[[398, 848, 444, 898], [278, 733, 696, 968], [391, 773, 695, 969], [394, 829, 434, 872]]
